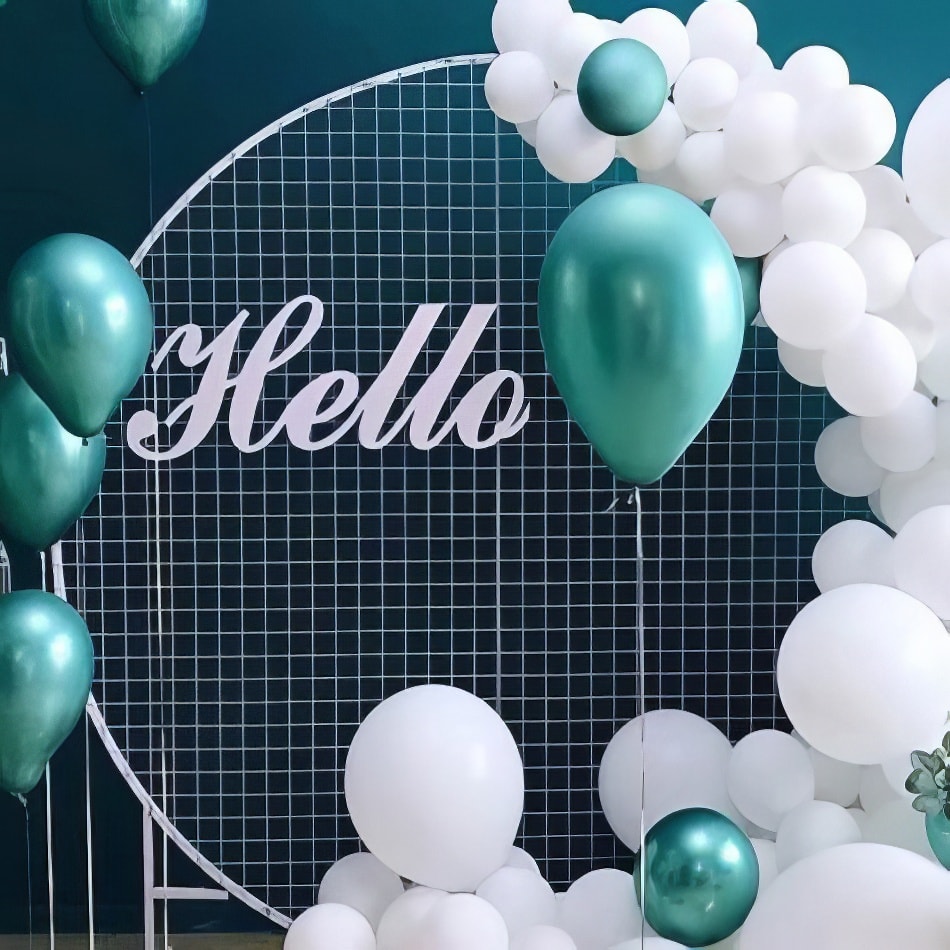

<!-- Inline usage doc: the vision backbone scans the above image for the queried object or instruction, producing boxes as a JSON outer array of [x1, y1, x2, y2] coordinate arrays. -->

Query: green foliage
[[906, 732, 950, 818]]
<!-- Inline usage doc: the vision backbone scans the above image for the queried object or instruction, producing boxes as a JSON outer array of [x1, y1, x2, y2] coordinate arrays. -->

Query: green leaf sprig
[[906, 732, 950, 819]]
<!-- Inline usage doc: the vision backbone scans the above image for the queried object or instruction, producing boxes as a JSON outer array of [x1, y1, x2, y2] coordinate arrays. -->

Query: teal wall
[[0, 0, 947, 934]]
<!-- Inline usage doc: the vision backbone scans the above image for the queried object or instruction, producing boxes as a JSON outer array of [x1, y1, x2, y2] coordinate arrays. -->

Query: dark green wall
[[0, 0, 948, 934]]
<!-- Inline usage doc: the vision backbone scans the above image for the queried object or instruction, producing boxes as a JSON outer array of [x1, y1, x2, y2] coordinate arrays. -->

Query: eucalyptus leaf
[[913, 795, 942, 816], [906, 768, 939, 796], [943, 731, 950, 754]]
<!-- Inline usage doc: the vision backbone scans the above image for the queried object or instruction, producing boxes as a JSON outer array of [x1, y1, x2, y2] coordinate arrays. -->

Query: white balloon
[[344, 685, 524, 892], [879, 296, 937, 362], [285, 904, 376, 950], [750, 838, 778, 894], [808, 747, 862, 807], [893, 200, 941, 256], [807, 84, 898, 172], [777, 584, 950, 764], [862, 801, 934, 861], [620, 8, 690, 85], [616, 101, 686, 172], [859, 764, 905, 814], [822, 315, 917, 417], [518, 120, 538, 147], [738, 843, 950, 949], [776, 340, 826, 388], [780, 46, 849, 105], [879, 461, 950, 531], [559, 869, 642, 950], [860, 392, 937, 473], [727, 730, 816, 832], [513, 925, 579, 950], [634, 161, 697, 199], [811, 519, 895, 593], [476, 867, 557, 938], [847, 228, 914, 312], [910, 240, 950, 324], [780, 166, 866, 246], [853, 164, 907, 230], [674, 131, 734, 201], [492, 0, 572, 56], [760, 242, 867, 350], [710, 182, 784, 257], [747, 46, 774, 75], [894, 504, 950, 619], [814, 415, 886, 497], [535, 95, 617, 184], [762, 238, 790, 271], [485, 52, 555, 125], [318, 852, 405, 930], [775, 801, 862, 870], [599, 709, 740, 848], [505, 846, 542, 875], [673, 57, 739, 132], [685, 0, 758, 76], [377, 887, 447, 950], [544, 12, 614, 91], [417, 894, 509, 950], [937, 402, 950, 458], [903, 80, 950, 237], [847, 807, 869, 831], [920, 331, 950, 400], [724, 91, 807, 184]]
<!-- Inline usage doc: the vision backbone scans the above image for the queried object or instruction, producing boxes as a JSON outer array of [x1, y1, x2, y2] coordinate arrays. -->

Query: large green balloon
[[83, 0, 207, 90], [634, 807, 759, 947], [0, 374, 107, 551], [0, 590, 94, 796], [4, 233, 154, 439], [538, 184, 745, 485]]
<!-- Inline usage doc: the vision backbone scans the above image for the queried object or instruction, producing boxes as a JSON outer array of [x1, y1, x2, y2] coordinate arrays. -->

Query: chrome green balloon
[[4, 233, 154, 439], [0, 590, 94, 796], [634, 807, 759, 947], [737, 256, 763, 326], [83, 0, 207, 89], [0, 374, 106, 551], [577, 38, 668, 136], [538, 183, 745, 485]]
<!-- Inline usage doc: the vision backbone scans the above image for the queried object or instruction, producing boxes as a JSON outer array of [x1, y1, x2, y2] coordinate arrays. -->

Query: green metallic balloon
[[0, 374, 106, 551], [538, 183, 745, 485], [0, 590, 94, 796], [737, 256, 763, 326], [577, 38, 668, 137], [634, 807, 759, 947], [83, 0, 207, 90], [4, 233, 154, 439]]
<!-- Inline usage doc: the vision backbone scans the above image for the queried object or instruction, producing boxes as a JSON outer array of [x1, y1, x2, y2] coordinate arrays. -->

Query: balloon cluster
[[0, 233, 154, 796]]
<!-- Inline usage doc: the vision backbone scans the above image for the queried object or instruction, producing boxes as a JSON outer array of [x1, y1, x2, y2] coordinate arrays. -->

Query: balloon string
[[634, 486, 647, 942], [20, 795, 33, 950], [143, 91, 154, 230], [46, 764, 55, 950]]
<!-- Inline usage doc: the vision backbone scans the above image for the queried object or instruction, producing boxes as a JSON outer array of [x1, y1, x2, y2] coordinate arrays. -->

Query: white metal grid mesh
[[57, 58, 864, 919]]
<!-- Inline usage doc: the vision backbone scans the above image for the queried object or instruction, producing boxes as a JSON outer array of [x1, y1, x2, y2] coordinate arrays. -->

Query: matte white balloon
[[807, 84, 897, 172], [808, 747, 862, 807], [344, 685, 524, 892], [774, 801, 862, 870], [536, 95, 617, 184], [724, 91, 807, 184], [903, 80, 950, 237], [377, 888, 447, 950], [673, 57, 739, 131], [620, 8, 690, 85], [492, 0, 572, 56], [738, 843, 950, 949], [893, 200, 941, 257], [559, 869, 642, 950], [848, 228, 914, 312], [318, 852, 405, 930], [686, 0, 758, 75], [853, 164, 907, 230], [760, 242, 867, 350], [505, 846, 542, 875], [811, 519, 895, 593], [879, 296, 937, 362], [599, 709, 740, 848], [616, 101, 686, 172], [894, 504, 950, 619], [879, 461, 950, 531], [919, 332, 950, 400], [936, 402, 950, 458], [727, 730, 816, 832], [822, 314, 917, 417], [485, 52, 555, 125], [776, 340, 825, 389], [417, 893, 509, 950], [544, 12, 614, 90], [749, 838, 778, 895], [814, 416, 885, 497], [285, 904, 376, 950], [711, 182, 784, 258], [910, 240, 950, 324], [862, 800, 934, 861], [781, 166, 866, 246], [674, 131, 733, 201], [859, 764, 904, 814], [781, 46, 849, 104], [860, 392, 937, 473], [513, 925, 579, 950], [777, 584, 950, 764], [476, 867, 558, 938]]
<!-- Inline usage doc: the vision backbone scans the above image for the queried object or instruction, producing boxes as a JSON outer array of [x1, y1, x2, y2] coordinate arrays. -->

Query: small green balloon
[[4, 233, 154, 438], [0, 374, 106, 551], [577, 38, 668, 137], [737, 256, 763, 326], [0, 590, 94, 796], [538, 183, 745, 485], [634, 807, 759, 947], [83, 0, 207, 89]]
